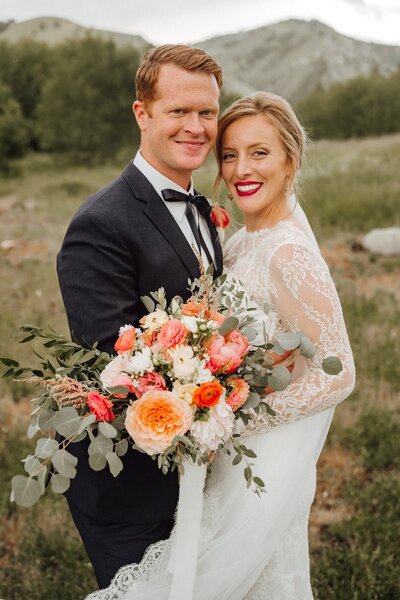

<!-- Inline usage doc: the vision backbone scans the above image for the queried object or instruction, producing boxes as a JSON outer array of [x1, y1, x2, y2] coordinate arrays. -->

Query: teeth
[[237, 183, 261, 192]]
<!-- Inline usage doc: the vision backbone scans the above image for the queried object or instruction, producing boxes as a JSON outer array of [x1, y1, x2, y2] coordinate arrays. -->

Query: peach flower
[[114, 327, 136, 354], [206, 329, 249, 374], [226, 377, 250, 411], [110, 374, 136, 399], [181, 300, 206, 317], [192, 380, 224, 409], [125, 391, 193, 455], [158, 319, 187, 349], [205, 309, 225, 324], [133, 372, 167, 399], [87, 391, 115, 422]]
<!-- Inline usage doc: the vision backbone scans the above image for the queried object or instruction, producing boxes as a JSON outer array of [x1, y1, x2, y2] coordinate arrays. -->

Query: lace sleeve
[[245, 242, 355, 434]]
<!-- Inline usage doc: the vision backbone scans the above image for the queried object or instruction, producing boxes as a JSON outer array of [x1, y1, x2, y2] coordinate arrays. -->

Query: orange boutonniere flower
[[210, 206, 230, 229]]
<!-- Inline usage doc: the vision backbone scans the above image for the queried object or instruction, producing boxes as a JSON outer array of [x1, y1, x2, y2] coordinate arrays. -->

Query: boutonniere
[[210, 205, 230, 229]]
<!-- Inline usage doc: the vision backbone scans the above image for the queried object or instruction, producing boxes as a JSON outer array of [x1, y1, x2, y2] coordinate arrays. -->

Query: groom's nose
[[183, 113, 205, 136]]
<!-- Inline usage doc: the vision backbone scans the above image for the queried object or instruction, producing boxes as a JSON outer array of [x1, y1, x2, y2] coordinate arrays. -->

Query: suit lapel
[[122, 163, 202, 279]]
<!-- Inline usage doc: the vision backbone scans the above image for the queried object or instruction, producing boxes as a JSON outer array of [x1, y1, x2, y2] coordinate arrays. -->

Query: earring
[[227, 192, 233, 201]]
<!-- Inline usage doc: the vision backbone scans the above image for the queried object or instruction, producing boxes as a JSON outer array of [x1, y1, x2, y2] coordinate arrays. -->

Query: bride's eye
[[253, 149, 268, 157]]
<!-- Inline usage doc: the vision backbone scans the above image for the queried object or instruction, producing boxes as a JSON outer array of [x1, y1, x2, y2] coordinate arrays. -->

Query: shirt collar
[[133, 150, 194, 198]]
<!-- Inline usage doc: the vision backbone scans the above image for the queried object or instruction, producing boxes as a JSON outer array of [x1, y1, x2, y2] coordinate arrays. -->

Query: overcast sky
[[1, 0, 399, 46]]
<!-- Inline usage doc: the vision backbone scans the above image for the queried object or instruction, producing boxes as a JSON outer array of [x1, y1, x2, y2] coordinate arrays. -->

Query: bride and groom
[[57, 44, 355, 599]]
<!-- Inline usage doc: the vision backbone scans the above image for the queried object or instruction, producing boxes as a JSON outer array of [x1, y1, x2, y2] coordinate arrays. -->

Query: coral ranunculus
[[158, 319, 187, 349], [133, 372, 167, 399], [125, 391, 193, 455], [87, 391, 115, 421], [226, 377, 250, 411], [206, 329, 250, 374], [114, 327, 136, 354], [192, 380, 224, 409]]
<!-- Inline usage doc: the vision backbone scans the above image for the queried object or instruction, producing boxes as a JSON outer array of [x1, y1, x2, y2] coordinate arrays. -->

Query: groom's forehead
[[154, 64, 220, 102]]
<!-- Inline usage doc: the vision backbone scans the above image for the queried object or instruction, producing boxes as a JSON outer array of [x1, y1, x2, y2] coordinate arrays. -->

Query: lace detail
[[224, 220, 355, 435]]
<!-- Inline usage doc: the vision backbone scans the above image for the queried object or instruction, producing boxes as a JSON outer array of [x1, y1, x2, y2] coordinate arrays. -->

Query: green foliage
[[343, 409, 400, 471], [0, 82, 28, 173], [298, 68, 400, 139], [36, 36, 140, 164], [312, 477, 400, 600]]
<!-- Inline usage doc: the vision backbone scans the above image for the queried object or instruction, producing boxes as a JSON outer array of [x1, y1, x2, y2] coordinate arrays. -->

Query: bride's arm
[[245, 242, 355, 433]]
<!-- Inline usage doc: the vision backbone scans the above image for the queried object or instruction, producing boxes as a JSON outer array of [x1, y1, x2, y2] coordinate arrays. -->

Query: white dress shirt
[[133, 151, 215, 267]]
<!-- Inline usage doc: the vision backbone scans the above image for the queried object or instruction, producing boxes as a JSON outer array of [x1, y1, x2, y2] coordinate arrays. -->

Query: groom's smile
[[134, 63, 220, 189]]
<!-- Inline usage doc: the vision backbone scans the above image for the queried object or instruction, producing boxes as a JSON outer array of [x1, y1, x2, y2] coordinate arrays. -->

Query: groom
[[57, 44, 223, 588]]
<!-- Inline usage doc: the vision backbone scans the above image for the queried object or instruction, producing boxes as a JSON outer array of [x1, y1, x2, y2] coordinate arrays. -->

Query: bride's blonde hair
[[214, 92, 307, 199]]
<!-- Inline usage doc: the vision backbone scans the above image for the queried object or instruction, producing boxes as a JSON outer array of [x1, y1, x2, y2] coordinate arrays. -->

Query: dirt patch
[[0, 196, 19, 215], [0, 239, 50, 266]]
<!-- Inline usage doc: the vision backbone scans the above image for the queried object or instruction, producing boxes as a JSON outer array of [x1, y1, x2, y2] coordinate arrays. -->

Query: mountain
[[1, 17, 400, 103], [0, 16, 148, 51], [197, 19, 400, 102]]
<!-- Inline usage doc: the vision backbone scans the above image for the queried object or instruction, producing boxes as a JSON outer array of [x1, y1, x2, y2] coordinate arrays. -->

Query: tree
[[0, 83, 28, 173], [36, 37, 140, 164]]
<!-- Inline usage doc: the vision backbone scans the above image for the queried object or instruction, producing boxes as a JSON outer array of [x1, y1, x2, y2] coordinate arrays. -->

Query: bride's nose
[[234, 155, 252, 179]]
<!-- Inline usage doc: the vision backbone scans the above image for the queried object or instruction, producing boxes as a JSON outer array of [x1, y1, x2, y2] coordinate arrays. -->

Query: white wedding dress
[[85, 204, 355, 600]]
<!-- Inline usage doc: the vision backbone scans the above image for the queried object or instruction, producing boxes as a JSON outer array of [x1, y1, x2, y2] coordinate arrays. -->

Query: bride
[[86, 92, 355, 600]]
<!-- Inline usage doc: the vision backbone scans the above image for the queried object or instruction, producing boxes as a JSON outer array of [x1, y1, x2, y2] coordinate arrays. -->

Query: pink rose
[[158, 319, 187, 349], [206, 330, 249, 374], [87, 391, 115, 422], [226, 377, 250, 411], [110, 374, 136, 399], [133, 372, 167, 399]]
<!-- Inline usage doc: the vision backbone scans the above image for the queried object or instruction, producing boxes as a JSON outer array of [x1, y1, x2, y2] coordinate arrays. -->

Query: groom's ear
[[133, 101, 149, 131]]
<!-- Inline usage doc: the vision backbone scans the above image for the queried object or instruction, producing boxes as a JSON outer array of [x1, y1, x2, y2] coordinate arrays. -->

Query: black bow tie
[[161, 188, 214, 267]]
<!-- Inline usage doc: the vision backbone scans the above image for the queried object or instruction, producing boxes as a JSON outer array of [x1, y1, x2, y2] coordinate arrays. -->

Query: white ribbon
[[168, 459, 207, 600]]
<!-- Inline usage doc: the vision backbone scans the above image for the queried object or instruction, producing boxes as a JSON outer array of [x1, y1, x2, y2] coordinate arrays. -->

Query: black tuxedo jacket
[[57, 162, 223, 524]]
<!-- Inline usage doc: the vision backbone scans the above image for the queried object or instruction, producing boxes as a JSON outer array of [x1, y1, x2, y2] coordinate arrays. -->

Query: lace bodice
[[224, 220, 355, 433]]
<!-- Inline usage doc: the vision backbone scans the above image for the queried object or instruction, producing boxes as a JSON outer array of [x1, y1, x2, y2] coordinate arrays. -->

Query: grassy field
[[0, 135, 399, 599]]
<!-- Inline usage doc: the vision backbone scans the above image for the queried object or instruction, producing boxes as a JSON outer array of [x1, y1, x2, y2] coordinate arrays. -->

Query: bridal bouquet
[[1, 271, 342, 508]]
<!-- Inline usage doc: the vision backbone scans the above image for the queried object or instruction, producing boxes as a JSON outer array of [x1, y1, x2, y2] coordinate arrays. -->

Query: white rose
[[118, 323, 135, 335], [171, 345, 199, 380], [100, 353, 132, 390], [142, 309, 169, 331], [190, 398, 234, 451], [181, 315, 198, 333], [196, 367, 213, 384], [127, 346, 154, 374]]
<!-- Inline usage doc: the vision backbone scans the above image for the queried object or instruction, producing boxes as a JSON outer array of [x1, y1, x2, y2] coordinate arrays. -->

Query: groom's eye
[[171, 109, 185, 115]]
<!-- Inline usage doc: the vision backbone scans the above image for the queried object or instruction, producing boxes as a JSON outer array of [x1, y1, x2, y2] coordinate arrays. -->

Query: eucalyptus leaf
[[218, 316, 239, 336], [88, 453, 108, 471], [276, 331, 301, 351], [38, 409, 56, 432], [51, 473, 71, 494], [70, 430, 87, 443], [35, 437, 59, 459], [11, 475, 42, 507], [78, 413, 96, 433], [88, 434, 113, 456], [115, 438, 129, 457], [322, 356, 343, 375], [27, 420, 40, 439], [99, 421, 118, 439], [243, 392, 261, 409], [51, 449, 77, 479], [140, 295, 155, 313], [106, 452, 124, 477], [53, 406, 82, 438], [242, 327, 257, 341], [23, 455, 42, 475], [268, 365, 291, 391], [299, 335, 316, 359]]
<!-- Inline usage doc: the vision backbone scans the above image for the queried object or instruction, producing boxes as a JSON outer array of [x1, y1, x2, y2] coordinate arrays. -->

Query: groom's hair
[[135, 44, 223, 111]]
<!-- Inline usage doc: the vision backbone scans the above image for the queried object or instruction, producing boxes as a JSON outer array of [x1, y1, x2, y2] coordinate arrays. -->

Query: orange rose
[[125, 391, 193, 455], [87, 391, 115, 422], [114, 328, 136, 354], [158, 319, 187, 349], [181, 301, 206, 317], [192, 380, 224, 409]]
